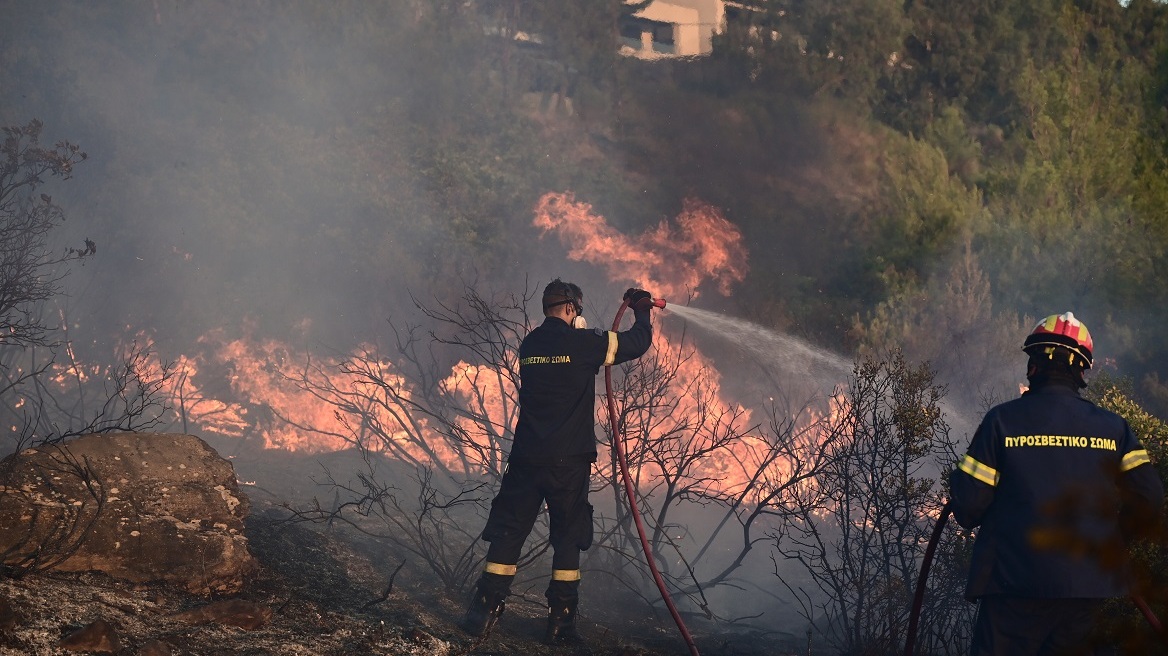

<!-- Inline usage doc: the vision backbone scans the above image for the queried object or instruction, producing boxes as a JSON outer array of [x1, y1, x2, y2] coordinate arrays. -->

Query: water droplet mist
[[662, 304, 853, 400]]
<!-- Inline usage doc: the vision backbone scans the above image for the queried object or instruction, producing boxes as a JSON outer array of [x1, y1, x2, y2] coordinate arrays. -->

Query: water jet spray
[[663, 305, 851, 396]]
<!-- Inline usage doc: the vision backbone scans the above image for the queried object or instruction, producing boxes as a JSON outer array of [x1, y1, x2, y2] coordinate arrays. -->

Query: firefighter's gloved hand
[[623, 288, 654, 312]]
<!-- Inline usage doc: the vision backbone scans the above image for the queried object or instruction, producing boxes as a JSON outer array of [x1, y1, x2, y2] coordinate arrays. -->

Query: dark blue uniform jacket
[[507, 309, 652, 466], [950, 382, 1164, 601]]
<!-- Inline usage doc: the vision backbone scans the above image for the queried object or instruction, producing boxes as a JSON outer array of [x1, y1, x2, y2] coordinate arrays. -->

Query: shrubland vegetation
[[4, 0, 1168, 653]]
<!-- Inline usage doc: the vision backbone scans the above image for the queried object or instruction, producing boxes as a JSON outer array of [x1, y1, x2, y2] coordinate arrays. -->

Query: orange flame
[[105, 319, 838, 502], [87, 191, 825, 498], [155, 331, 503, 473], [206, 331, 352, 451], [595, 330, 833, 501], [165, 353, 251, 439], [533, 192, 749, 299]]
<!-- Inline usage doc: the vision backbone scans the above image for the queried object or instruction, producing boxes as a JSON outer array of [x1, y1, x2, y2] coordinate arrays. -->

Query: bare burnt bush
[[282, 450, 492, 595], [272, 284, 535, 596], [772, 351, 972, 654], [1, 120, 174, 455], [592, 334, 837, 623], [1, 337, 176, 453], [0, 120, 89, 352]]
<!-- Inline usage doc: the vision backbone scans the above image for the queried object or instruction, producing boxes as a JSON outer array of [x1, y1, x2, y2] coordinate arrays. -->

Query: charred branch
[[362, 559, 408, 609], [4, 338, 175, 451]]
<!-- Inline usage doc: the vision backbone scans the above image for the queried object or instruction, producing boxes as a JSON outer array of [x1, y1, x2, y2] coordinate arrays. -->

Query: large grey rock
[[0, 433, 258, 593]]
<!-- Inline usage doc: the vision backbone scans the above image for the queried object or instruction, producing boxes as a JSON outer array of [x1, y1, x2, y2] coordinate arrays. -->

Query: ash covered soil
[[0, 506, 788, 656]]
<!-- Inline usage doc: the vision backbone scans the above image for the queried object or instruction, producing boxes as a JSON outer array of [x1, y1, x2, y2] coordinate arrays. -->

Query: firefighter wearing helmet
[[950, 312, 1164, 654], [461, 280, 656, 644]]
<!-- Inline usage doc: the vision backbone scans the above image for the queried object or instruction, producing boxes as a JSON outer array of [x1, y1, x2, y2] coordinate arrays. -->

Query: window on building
[[619, 16, 675, 51], [652, 23, 675, 46], [619, 21, 645, 42]]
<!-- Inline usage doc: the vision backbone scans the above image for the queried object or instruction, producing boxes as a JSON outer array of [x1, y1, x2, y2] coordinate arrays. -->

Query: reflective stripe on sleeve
[[603, 331, 618, 366], [484, 562, 517, 576], [958, 454, 1000, 487], [1121, 449, 1152, 472], [552, 569, 581, 581]]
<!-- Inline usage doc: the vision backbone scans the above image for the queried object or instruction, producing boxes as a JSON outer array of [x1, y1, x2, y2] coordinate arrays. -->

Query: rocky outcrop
[[0, 432, 258, 593], [170, 598, 272, 630], [59, 619, 120, 653]]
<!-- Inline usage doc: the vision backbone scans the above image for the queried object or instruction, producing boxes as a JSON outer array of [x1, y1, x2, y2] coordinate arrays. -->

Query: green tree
[[724, 0, 911, 110], [866, 130, 985, 283], [854, 239, 1025, 413], [896, 0, 1066, 131], [978, 7, 1160, 313]]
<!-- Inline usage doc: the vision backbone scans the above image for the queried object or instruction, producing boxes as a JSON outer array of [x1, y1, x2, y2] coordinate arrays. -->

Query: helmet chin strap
[[571, 315, 587, 330]]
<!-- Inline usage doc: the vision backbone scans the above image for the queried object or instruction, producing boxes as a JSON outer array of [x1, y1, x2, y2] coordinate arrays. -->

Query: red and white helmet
[[1022, 311, 1093, 369]]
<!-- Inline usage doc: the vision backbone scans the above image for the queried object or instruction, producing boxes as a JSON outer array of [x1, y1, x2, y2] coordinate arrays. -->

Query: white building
[[619, 0, 726, 59]]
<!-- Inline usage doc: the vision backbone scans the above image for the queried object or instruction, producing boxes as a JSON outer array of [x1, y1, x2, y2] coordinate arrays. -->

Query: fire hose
[[904, 501, 1165, 656], [904, 501, 952, 656], [605, 296, 701, 656]]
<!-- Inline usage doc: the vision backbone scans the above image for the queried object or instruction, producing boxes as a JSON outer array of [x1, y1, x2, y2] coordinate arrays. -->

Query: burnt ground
[[0, 505, 796, 656]]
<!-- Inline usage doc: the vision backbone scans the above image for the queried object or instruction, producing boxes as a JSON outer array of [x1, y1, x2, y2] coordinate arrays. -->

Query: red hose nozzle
[[652, 298, 667, 309]]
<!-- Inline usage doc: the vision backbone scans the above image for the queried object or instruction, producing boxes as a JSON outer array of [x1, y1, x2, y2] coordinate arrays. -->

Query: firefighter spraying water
[[461, 280, 660, 645]]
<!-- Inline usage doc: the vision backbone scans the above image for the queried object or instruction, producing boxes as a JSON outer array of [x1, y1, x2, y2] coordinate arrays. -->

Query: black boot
[[462, 589, 506, 637], [543, 597, 581, 645], [461, 573, 511, 637]]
